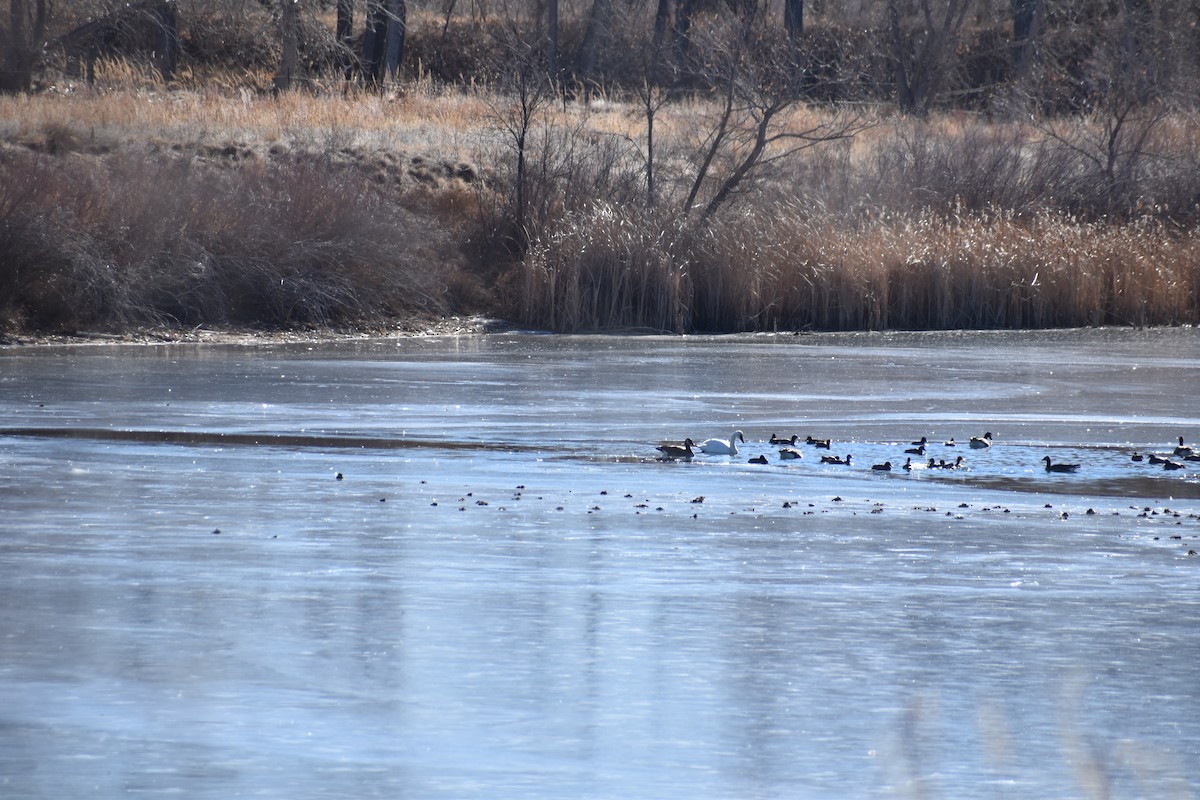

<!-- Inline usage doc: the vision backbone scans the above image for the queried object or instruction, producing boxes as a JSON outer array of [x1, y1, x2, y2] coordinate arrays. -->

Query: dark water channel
[[1, 328, 1198, 799]]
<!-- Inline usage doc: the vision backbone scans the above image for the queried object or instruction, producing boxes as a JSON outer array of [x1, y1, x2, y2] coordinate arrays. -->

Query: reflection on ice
[[1, 328, 1198, 799]]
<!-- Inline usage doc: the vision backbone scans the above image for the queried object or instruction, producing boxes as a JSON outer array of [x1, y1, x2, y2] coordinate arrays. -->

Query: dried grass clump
[[0, 149, 459, 333], [517, 203, 689, 333]]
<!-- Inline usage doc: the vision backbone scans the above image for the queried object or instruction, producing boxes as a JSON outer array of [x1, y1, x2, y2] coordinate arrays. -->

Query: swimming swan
[[699, 431, 745, 455]]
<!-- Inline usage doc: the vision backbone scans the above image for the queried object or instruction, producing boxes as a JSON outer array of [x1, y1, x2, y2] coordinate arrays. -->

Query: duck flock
[[655, 431, 1200, 474]]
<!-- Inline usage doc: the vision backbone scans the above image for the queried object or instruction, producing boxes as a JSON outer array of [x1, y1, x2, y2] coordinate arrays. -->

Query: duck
[[1131, 452, 1144, 462], [1042, 456, 1080, 473], [820, 454, 852, 465], [748, 454, 769, 465], [1162, 459, 1184, 471], [935, 456, 964, 469], [698, 430, 745, 455], [1148, 453, 1170, 465], [778, 447, 803, 460], [910, 436, 928, 446], [770, 433, 799, 445], [1173, 436, 1193, 457], [871, 461, 892, 471], [904, 443, 926, 456], [969, 432, 993, 449], [656, 438, 695, 461], [805, 436, 832, 449], [902, 457, 914, 471], [944, 438, 957, 447]]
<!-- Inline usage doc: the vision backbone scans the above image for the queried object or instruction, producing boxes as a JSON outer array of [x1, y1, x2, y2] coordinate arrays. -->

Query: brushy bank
[[1, 84, 1199, 337]]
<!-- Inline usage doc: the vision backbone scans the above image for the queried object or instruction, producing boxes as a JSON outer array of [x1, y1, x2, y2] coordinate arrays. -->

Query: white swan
[[698, 430, 745, 455]]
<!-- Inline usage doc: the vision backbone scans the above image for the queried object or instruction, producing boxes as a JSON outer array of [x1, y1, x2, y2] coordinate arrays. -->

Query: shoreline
[[0, 316, 523, 349]]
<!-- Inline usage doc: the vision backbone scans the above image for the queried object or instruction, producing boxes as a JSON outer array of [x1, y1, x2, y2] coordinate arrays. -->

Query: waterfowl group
[[650, 431, 1194, 476], [929, 456, 964, 469]]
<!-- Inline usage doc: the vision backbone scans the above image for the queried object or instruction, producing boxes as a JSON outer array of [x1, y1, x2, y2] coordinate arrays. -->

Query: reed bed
[[515, 204, 1199, 332]]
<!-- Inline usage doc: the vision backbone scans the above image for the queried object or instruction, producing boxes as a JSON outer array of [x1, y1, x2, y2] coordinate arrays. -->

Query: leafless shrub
[[0, 147, 458, 332]]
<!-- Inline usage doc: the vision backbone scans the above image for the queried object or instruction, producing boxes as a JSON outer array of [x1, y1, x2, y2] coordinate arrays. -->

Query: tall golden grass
[[517, 204, 1199, 332]]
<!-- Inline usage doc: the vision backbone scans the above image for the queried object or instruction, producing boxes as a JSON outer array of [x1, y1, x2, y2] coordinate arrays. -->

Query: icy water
[[1, 328, 1198, 800]]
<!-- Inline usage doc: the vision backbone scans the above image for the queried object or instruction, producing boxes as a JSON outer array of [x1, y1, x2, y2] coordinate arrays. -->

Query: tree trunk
[[578, 0, 611, 88], [274, 0, 299, 92], [652, 0, 671, 53], [672, 0, 695, 54], [1, 0, 47, 94], [363, 0, 388, 83], [336, 0, 354, 78], [1011, 0, 1039, 78], [383, 0, 406, 80], [154, 0, 179, 83], [784, 0, 803, 39], [546, 0, 559, 83]]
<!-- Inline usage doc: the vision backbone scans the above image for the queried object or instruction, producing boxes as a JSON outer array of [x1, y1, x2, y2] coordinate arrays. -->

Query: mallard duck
[[805, 436, 831, 449], [699, 430, 745, 455], [656, 438, 695, 460], [969, 432, 993, 449], [1042, 456, 1080, 473]]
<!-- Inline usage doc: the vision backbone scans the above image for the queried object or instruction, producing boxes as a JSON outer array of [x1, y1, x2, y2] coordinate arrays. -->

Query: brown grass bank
[[1, 85, 1198, 336]]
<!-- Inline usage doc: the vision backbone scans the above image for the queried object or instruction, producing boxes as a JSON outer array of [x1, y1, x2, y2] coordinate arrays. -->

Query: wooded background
[[4, 0, 1198, 118]]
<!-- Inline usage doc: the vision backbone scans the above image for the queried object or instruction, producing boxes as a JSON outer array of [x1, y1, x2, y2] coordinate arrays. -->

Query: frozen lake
[[1, 328, 1198, 799]]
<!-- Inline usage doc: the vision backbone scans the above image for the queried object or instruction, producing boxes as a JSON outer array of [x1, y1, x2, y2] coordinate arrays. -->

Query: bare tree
[[485, 30, 557, 254], [678, 24, 870, 221], [886, 0, 973, 114]]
